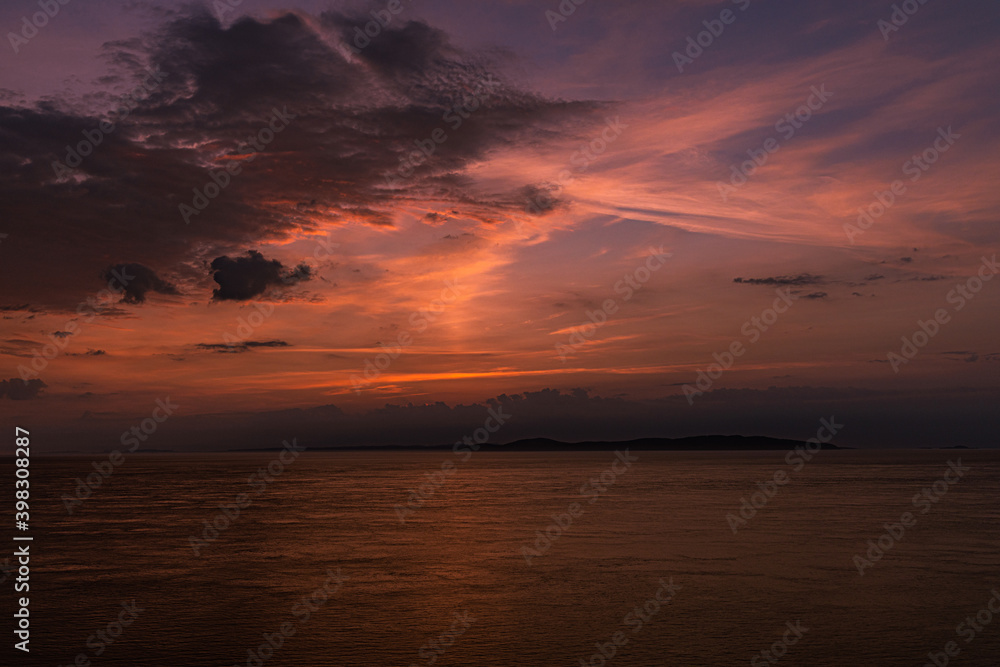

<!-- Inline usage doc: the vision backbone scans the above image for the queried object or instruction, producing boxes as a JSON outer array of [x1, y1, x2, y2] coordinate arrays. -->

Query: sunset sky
[[1, 0, 998, 449]]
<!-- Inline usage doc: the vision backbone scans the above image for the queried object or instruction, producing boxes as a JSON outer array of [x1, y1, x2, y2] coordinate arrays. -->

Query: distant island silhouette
[[228, 435, 851, 452]]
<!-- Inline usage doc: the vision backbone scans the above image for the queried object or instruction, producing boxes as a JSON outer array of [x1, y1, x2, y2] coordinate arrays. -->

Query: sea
[[8, 449, 1000, 666]]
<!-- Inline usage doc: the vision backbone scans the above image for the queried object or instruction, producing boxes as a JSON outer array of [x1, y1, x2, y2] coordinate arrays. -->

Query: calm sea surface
[[9, 450, 1000, 666]]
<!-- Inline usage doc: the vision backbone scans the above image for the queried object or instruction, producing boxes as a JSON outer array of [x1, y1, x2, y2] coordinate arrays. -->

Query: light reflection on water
[[19, 450, 1000, 666]]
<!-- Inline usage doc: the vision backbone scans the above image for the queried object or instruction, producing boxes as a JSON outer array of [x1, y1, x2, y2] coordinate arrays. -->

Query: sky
[[1, 0, 998, 450]]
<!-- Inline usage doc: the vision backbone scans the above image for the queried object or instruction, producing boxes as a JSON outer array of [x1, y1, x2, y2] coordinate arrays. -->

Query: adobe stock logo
[[683, 288, 798, 404], [545, 0, 589, 32], [7, 0, 72, 54], [346, 0, 413, 52], [52, 67, 168, 179], [844, 126, 959, 244], [878, 0, 933, 41], [555, 246, 670, 361], [672, 0, 752, 73], [525, 116, 629, 215], [179, 107, 296, 224], [886, 255, 998, 373], [718, 85, 833, 202]]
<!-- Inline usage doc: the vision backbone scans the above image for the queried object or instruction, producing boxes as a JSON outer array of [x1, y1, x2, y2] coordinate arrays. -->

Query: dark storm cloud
[[100, 263, 180, 304], [732, 274, 825, 286], [0, 9, 602, 309], [520, 184, 567, 215], [0, 378, 46, 400], [324, 14, 452, 76], [210, 250, 311, 301]]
